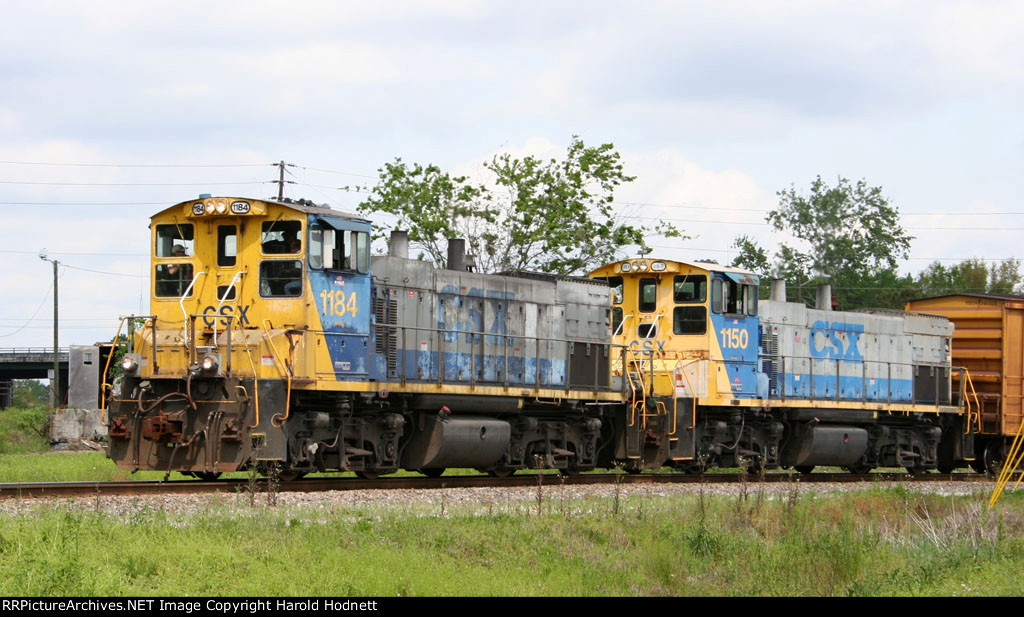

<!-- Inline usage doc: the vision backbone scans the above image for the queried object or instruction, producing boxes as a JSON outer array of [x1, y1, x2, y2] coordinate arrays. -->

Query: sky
[[1, 0, 1023, 348]]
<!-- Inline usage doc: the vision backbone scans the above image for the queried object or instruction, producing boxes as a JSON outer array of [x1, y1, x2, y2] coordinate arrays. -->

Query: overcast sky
[[1, 0, 1022, 347]]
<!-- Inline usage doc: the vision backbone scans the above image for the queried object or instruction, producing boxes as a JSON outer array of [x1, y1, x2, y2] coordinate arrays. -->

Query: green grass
[[0, 486, 1021, 596], [0, 407, 50, 455]]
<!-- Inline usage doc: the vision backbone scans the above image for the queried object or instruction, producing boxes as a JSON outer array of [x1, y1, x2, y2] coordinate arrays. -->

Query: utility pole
[[39, 252, 59, 410], [277, 160, 285, 200]]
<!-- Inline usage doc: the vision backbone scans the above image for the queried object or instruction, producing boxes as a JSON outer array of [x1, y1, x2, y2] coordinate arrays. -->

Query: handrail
[[613, 313, 633, 338], [962, 368, 982, 433], [179, 271, 206, 351], [348, 321, 621, 391], [99, 316, 130, 420], [760, 351, 955, 406], [990, 420, 1024, 507]]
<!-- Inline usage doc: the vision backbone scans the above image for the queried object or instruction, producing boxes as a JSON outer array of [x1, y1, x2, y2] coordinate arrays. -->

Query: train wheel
[[486, 468, 515, 478], [193, 472, 221, 481], [905, 465, 928, 475], [844, 464, 872, 474], [983, 442, 1004, 475], [278, 471, 306, 482], [794, 465, 815, 475], [355, 471, 380, 480], [421, 468, 446, 478]]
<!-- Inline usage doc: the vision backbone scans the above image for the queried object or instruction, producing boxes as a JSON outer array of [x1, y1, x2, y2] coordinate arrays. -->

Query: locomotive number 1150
[[720, 327, 749, 350]]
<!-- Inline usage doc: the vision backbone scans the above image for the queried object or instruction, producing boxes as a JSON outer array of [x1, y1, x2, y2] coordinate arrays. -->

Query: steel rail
[[0, 472, 994, 500]]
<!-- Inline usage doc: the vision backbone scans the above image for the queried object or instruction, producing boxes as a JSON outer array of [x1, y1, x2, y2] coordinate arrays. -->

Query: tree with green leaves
[[11, 380, 47, 409], [357, 137, 681, 275], [732, 176, 913, 309], [916, 257, 1023, 297], [354, 160, 494, 267]]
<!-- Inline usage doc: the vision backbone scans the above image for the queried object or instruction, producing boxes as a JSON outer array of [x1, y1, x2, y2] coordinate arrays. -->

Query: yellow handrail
[[99, 316, 131, 423], [990, 423, 1024, 507], [963, 369, 982, 434]]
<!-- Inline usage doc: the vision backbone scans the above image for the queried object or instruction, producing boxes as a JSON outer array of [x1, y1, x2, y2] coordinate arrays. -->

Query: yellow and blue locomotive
[[106, 196, 620, 478], [589, 258, 974, 473]]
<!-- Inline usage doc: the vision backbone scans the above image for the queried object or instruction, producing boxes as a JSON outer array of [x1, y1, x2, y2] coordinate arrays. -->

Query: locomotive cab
[[590, 259, 762, 404]]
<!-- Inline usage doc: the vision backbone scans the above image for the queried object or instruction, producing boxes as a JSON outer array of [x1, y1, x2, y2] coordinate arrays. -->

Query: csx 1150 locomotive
[[105, 195, 981, 478]]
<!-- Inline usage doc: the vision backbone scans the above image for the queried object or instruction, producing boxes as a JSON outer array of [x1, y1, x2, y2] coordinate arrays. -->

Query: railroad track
[[0, 472, 994, 500]]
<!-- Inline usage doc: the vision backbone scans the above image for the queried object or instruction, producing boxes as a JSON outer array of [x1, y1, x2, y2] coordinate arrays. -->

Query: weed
[[534, 455, 544, 516], [265, 462, 280, 507], [612, 461, 624, 517], [245, 462, 259, 508]]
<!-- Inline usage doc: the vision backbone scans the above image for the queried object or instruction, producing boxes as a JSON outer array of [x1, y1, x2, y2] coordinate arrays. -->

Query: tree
[[354, 160, 494, 266], [357, 137, 681, 275], [916, 257, 1023, 297], [11, 380, 47, 409], [732, 176, 913, 309]]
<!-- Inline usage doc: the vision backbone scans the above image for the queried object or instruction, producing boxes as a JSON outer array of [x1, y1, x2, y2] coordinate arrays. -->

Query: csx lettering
[[320, 290, 358, 318], [629, 339, 666, 357], [201, 305, 250, 327], [437, 286, 514, 344], [809, 320, 864, 360]]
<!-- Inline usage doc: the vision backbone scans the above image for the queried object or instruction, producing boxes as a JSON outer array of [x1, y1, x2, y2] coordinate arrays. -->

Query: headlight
[[204, 202, 216, 214], [215, 200, 227, 214], [639, 261, 648, 271], [201, 355, 219, 372], [121, 356, 137, 372]]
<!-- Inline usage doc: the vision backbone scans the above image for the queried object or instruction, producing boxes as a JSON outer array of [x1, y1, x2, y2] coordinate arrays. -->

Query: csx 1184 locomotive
[[106, 196, 620, 479], [105, 195, 980, 478]]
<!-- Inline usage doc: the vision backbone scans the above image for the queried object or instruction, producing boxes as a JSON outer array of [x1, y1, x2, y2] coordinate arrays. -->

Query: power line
[[0, 201, 166, 206], [0, 280, 52, 338], [626, 214, 1024, 232], [288, 164, 377, 179], [63, 264, 147, 278], [0, 250, 147, 256], [0, 161, 271, 168], [0, 180, 271, 187]]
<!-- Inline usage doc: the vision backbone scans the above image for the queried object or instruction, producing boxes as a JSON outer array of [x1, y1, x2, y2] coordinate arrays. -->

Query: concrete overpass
[[0, 347, 68, 408]]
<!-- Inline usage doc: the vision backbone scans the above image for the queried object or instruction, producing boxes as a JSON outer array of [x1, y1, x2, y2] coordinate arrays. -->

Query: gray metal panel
[[68, 345, 100, 410]]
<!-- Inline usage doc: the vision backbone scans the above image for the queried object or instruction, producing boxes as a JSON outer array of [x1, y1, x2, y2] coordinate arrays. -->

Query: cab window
[[673, 306, 706, 334], [607, 276, 623, 304], [154, 224, 194, 298], [262, 220, 302, 254], [154, 262, 193, 298], [723, 279, 743, 315], [316, 228, 370, 273], [674, 275, 706, 303], [218, 225, 236, 267], [638, 279, 657, 313], [712, 277, 758, 316], [259, 260, 302, 297], [309, 226, 324, 269], [155, 224, 193, 257]]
